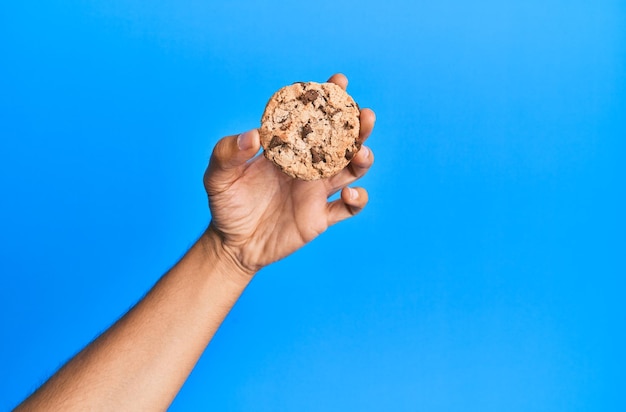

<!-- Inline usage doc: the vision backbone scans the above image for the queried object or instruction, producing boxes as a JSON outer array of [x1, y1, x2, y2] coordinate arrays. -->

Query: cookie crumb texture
[[260, 82, 361, 180]]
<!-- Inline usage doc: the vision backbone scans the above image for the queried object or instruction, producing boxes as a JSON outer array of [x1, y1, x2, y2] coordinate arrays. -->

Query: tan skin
[[207, 74, 375, 275], [16, 74, 375, 411]]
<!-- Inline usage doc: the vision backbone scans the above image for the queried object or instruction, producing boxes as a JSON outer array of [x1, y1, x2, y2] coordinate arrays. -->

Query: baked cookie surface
[[260, 81, 361, 180]]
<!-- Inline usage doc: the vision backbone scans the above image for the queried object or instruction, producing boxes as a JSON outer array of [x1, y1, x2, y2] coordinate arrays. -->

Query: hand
[[203, 74, 375, 276]]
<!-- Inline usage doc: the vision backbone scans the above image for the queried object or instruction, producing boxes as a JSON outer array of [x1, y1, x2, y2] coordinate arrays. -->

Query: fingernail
[[360, 146, 370, 159], [348, 188, 358, 200], [237, 130, 254, 151]]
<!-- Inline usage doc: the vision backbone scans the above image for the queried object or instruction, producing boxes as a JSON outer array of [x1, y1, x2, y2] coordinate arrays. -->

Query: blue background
[[1, 1, 625, 410]]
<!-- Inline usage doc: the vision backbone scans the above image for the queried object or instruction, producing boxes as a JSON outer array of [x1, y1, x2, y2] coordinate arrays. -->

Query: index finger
[[327, 73, 348, 90]]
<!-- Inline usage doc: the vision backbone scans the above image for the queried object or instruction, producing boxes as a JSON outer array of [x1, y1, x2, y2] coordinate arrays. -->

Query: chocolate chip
[[301, 123, 313, 139], [343, 121, 355, 130], [320, 106, 340, 116], [299, 90, 319, 104], [345, 149, 354, 160], [311, 148, 323, 163], [268, 135, 283, 149]]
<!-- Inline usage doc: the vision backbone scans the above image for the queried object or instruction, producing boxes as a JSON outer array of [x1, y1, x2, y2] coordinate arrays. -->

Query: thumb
[[205, 129, 260, 192]]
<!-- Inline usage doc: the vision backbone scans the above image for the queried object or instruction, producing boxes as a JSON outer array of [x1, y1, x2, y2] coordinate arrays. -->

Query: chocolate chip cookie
[[260, 81, 361, 180]]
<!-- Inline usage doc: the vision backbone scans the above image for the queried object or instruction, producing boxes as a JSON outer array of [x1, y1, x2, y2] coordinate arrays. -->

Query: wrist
[[199, 225, 257, 285]]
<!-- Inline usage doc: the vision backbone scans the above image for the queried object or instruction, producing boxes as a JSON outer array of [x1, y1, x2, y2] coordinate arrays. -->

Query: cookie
[[260, 81, 361, 180]]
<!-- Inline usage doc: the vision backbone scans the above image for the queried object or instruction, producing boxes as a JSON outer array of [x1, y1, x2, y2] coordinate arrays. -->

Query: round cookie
[[260, 81, 361, 180]]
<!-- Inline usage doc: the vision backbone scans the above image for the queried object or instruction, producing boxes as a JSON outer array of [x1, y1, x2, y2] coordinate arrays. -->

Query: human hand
[[203, 74, 375, 277]]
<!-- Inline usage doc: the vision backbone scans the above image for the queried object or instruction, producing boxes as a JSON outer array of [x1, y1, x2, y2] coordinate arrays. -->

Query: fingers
[[326, 73, 375, 145], [205, 129, 260, 193], [327, 73, 348, 90], [358, 108, 376, 144], [327, 186, 369, 226], [325, 75, 376, 196], [326, 145, 374, 196]]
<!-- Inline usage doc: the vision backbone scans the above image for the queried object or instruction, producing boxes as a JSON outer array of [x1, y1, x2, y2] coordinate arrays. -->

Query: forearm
[[16, 228, 253, 411]]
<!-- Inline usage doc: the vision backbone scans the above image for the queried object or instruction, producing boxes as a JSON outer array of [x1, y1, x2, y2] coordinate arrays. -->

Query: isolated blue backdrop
[[1, 1, 624, 411]]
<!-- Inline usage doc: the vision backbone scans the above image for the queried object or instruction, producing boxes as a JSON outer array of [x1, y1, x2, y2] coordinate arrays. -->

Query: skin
[[15, 74, 375, 411]]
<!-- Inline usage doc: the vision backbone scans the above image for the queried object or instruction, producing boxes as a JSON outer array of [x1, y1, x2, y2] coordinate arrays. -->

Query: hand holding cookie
[[203, 74, 375, 276]]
